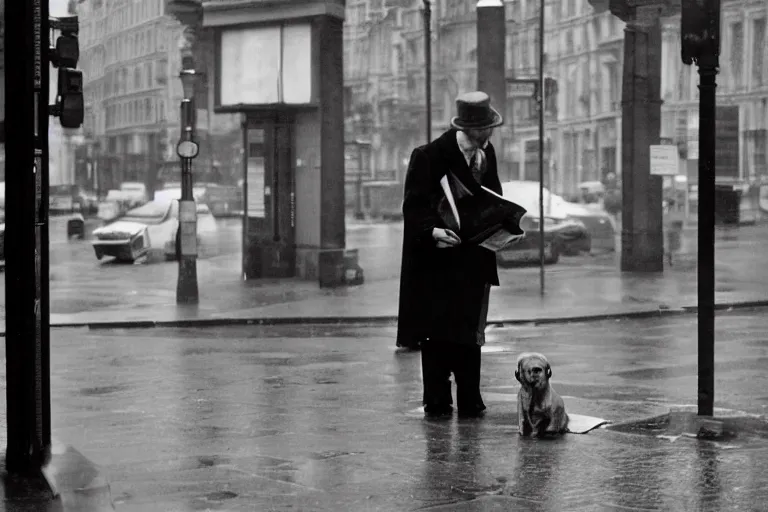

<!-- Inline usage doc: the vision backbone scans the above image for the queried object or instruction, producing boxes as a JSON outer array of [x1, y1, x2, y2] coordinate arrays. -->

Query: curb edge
[[6, 299, 761, 334]]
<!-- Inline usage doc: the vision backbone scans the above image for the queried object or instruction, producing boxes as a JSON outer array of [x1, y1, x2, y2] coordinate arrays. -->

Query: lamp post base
[[176, 255, 199, 305]]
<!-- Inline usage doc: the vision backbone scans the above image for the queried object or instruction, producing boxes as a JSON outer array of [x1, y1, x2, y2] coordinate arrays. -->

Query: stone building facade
[[76, 0, 241, 197], [661, 0, 768, 184], [344, 0, 768, 208]]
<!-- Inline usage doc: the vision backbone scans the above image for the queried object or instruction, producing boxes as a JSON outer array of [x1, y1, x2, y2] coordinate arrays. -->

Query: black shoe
[[458, 404, 486, 418], [424, 404, 453, 418], [396, 339, 423, 351]]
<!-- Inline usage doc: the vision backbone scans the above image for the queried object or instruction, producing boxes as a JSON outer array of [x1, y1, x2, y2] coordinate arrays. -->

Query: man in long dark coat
[[396, 91, 505, 418]]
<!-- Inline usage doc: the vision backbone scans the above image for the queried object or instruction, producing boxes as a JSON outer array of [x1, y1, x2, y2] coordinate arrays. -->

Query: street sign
[[506, 79, 538, 98], [650, 145, 679, 175]]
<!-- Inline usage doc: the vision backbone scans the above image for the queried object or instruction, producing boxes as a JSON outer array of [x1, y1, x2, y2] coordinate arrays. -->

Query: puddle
[[202, 490, 238, 501], [79, 384, 129, 396]]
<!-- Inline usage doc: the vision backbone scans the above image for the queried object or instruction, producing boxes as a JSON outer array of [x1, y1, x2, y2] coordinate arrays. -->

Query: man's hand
[[432, 228, 461, 248]]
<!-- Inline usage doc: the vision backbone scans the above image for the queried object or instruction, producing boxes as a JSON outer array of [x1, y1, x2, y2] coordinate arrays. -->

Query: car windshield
[[501, 181, 591, 219], [121, 201, 171, 224]]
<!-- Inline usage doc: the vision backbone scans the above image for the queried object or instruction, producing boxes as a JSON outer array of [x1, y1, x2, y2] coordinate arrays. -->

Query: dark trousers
[[421, 341, 484, 412]]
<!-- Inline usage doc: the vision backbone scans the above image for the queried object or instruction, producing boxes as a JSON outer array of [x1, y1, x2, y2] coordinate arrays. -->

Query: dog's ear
[[515, 359, 525, 384], [546, 363, 552, 379]]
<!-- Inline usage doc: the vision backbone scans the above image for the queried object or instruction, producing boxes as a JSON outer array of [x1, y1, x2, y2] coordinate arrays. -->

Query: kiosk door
[[243, 113, 296, 279]]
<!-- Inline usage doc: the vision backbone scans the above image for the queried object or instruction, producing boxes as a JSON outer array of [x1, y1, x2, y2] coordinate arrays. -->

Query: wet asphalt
[[2, 218, 768, 329], [0, 311, 765, 510]]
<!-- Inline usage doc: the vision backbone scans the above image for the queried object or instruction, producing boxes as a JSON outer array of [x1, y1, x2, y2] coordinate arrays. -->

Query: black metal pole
[[423, 0, 432, 144], [697, 53, 718, 417], [538, 0, 545, 296], [4, 0, 52, 475], [355, 142, 364, 220], [176, 93, 199, 304]]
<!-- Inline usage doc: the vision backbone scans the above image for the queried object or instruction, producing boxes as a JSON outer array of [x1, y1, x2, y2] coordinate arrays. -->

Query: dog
[[515, 352, 568, 437]]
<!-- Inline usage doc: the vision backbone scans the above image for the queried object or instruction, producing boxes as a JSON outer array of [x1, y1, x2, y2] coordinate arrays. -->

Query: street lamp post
[[176, 66, 202, 305]]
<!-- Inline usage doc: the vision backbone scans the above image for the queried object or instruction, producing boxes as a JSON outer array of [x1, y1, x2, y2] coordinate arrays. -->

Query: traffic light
[[681, 0, 721, 66], [50, 16, 84, 128]]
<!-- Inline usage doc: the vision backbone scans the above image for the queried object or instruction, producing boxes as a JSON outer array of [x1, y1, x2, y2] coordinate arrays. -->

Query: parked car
[[49, 185, 98, 215], [496, 215, 590, 266], [204, 184, 243, 217], [119, 182, 149, 207], [96, 189, 135, 222], [91, 196, 218, 263], [501, 180, 617, 253]]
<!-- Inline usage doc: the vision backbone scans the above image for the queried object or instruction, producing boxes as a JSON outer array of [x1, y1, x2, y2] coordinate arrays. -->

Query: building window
[[156, 58, 168, 85], [747, 129, 768, 178], [677, 63, 691, 101], [730, 22, 744, 89], [752, 18, 766, 87], [146, 62, 153, 88], [134, 67, 142, 90]]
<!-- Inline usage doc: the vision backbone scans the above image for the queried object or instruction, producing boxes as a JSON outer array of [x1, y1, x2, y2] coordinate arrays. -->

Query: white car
[[119, 181, 149, 207], [501, 180, 617, 253], [91, 198, 218, 263]]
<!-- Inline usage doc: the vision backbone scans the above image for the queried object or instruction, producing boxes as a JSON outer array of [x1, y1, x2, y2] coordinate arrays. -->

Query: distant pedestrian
[[396, 91, 505, 418]]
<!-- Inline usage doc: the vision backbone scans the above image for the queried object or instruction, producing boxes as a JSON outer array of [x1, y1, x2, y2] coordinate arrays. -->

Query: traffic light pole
[[4, 0, 53, 475], [696, 53, 718, 417], [681, 0, 720, 418]]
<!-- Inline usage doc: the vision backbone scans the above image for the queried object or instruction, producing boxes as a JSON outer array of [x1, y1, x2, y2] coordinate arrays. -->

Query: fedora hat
[[450, 91, 504, 131]]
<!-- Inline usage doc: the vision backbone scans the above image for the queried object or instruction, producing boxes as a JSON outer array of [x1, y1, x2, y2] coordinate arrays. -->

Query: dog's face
[[515, 353, 552, 391]]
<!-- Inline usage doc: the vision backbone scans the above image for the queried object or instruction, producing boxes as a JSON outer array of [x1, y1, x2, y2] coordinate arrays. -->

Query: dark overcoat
[[395, 128, 503, 347]]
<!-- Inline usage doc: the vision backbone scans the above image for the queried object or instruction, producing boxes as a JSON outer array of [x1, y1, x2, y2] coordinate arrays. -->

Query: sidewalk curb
[[21, 299, 768, 333]]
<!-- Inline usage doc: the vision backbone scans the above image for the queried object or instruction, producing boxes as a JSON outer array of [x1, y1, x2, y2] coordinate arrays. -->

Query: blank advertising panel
[[282, 24, 312, 104], [219, 24, 312, 107], [220, 27, 281, 106]]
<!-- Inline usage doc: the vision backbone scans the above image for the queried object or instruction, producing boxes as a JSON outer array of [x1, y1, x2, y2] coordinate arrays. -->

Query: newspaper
[[439, 174, 527, 253]]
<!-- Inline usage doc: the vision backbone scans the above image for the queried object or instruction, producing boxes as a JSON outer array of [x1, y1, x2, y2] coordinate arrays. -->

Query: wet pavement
[[0, 220, 765, 329], [1, 311, 767, 510], [1, 219, 767, 330]]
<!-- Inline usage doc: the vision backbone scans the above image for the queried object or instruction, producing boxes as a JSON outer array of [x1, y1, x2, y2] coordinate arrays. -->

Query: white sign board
[[506, 81, 537, 97], [650, 145, 679, 176], [219, 24, 312, 107]]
